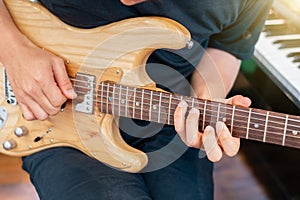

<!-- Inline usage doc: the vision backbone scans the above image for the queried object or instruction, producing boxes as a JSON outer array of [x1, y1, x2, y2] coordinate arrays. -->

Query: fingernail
[[189, 107, 199, 114], [216, 121, 224, 133], [204, 125, 214, 132], [178, 100, 187, 108], [242, 98, 251, 106]]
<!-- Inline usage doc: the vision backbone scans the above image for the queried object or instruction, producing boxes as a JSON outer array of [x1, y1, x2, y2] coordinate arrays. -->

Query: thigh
[[136, 124, 214, 200], [143, 148, 214, 200], [22, 147, 151, 200]]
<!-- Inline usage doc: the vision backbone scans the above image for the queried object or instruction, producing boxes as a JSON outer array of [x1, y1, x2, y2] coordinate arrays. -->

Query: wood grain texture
[[0, 0, 191, 172]]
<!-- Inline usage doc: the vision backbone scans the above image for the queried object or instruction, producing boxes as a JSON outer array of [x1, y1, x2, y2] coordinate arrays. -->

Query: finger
[[216, 121, 240, 157], [19, 98, 48, 120], [186, 108, 201, 147], [24, 84, 62, 116], [203, 126, 222, 162], [41, 84, 67, 114], [19, 103, 36, 121], [174, 100, 188, 141], [226, 95, 251, 107], [52, 58, 77, 99]]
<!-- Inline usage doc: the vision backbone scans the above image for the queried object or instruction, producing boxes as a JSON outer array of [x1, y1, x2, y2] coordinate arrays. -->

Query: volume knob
[[3, 139, 17, 150], [14, 126, 29, 137]]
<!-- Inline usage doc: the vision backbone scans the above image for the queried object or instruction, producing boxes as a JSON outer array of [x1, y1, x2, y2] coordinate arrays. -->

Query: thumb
[[52, 58, 77, 99]]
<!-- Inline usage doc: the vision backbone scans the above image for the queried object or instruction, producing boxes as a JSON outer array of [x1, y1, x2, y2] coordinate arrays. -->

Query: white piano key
[[254, 32, 300, 104]]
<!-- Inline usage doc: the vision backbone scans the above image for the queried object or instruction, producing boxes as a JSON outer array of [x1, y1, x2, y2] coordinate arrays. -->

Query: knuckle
[[52, 96, 66, 107], [48, 106, 60, 116], [53, 57, 64, 65]]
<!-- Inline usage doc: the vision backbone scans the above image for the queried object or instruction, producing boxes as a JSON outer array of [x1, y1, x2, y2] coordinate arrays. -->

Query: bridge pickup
[[74, 73, 96, 114], [3, 69, 17, 105]]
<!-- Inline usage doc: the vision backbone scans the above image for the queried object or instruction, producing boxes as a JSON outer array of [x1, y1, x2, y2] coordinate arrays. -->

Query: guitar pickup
[[74, 73, 96, 114], [3, 68, 17, 105]]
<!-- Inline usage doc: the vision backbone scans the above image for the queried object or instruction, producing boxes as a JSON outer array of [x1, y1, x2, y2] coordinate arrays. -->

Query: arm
[[174, 48, 251, 162], [190, 48, 241, 99], [0, 0, 76, 120]]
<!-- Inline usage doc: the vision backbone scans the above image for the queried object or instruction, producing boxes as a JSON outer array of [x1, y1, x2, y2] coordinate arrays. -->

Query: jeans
[[22, 121, 213, 200]]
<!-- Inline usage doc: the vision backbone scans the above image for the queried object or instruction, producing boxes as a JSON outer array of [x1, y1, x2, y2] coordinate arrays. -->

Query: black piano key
[[267, 11, 282, 20], [273, 39, 300, 49], [287, 52, 300, 57], [287, 52, 300, 68], [264, 24, 296, 36]]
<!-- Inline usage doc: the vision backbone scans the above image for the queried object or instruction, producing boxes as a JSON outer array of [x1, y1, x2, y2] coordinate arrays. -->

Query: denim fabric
[[22, 126, 213, 200]]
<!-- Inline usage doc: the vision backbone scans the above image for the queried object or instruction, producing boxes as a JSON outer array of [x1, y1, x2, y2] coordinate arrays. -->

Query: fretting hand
[[174, 95, 251, 162]]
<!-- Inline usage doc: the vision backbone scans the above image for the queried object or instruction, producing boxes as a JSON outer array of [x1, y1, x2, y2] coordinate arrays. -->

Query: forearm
[[191, 47, 241, 99], [0, 0, 31, 63]]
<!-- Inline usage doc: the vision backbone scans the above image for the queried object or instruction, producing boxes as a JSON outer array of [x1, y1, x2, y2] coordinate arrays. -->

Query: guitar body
[[0, 0, 191, 172]]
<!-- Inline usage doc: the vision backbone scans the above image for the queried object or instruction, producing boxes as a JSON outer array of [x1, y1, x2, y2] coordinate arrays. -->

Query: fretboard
[[95, 82, 300, 149]]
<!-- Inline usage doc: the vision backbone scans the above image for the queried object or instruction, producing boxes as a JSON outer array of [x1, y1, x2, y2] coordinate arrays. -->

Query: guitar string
[[73, 86, 300, 132], [72, 81, 300, 122], [71, 81, 300, 126], [72, 84, 300, 130], [97, 100, 299, 138], [72, 89, 300, 138], [69, 81, 300, 144]]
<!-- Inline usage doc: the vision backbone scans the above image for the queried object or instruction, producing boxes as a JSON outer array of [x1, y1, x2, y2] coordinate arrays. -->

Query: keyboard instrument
[[254, 0, 300, 108]]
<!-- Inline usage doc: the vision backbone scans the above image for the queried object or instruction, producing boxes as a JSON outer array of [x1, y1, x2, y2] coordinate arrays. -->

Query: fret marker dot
[[135, 102, 140, 107], [292, 131, 298, 136], [108, 97, 113, 102], [121, 99, 125, 104], [153, 105, 157, 110], [254, 123, 259, 128]]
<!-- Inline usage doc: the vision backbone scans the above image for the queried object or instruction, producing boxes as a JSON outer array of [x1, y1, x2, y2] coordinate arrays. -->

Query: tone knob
[[3, 139, 17, 150], [14, 126, 29, 137]]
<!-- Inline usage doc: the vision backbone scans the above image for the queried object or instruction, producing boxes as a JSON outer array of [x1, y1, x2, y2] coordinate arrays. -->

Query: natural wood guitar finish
[[1, 0, 300, 173], [0, 0, 191, 172]]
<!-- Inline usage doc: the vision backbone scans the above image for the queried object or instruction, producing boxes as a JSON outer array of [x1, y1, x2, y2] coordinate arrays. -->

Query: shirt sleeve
[[208, 0, 273, 60]]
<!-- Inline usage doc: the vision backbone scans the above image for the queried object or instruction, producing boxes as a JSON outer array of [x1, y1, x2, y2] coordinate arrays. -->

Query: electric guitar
[[0, 0, 299, 173]]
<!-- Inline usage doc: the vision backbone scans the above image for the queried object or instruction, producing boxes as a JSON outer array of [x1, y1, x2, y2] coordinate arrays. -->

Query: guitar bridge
[[74, 73, 96, 114], [3, 68, 17, 105]]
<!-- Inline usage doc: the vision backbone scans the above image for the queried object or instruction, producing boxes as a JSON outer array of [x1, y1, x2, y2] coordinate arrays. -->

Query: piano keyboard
[[254, 0, 300, 109]]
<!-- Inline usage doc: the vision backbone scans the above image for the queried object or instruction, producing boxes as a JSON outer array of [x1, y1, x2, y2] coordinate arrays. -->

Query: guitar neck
[[95, 82, 300, 149]]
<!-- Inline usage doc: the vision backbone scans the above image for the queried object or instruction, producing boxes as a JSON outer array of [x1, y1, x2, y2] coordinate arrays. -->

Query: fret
[[158, 92, 162, 123], [167, 94, 172, 125], [132, 88, 137, 118], [140, 89, 144, 120], [111, 84, 116, 115], [100, 82, 104, 112], [217, 103, 221, 122], [125, 86, 129, 117], [246, 108, 252, 140], [282, 115, 289, 146], [149, 91, 153, 121], [191, 97, 195, 108], [230, 106, 236, 134], [202, 100, 207, 131], [284, 115, 300, 148], [263, 111, 270, 143], [106, 83, 110, 114], [118, 85, 122, 117]]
